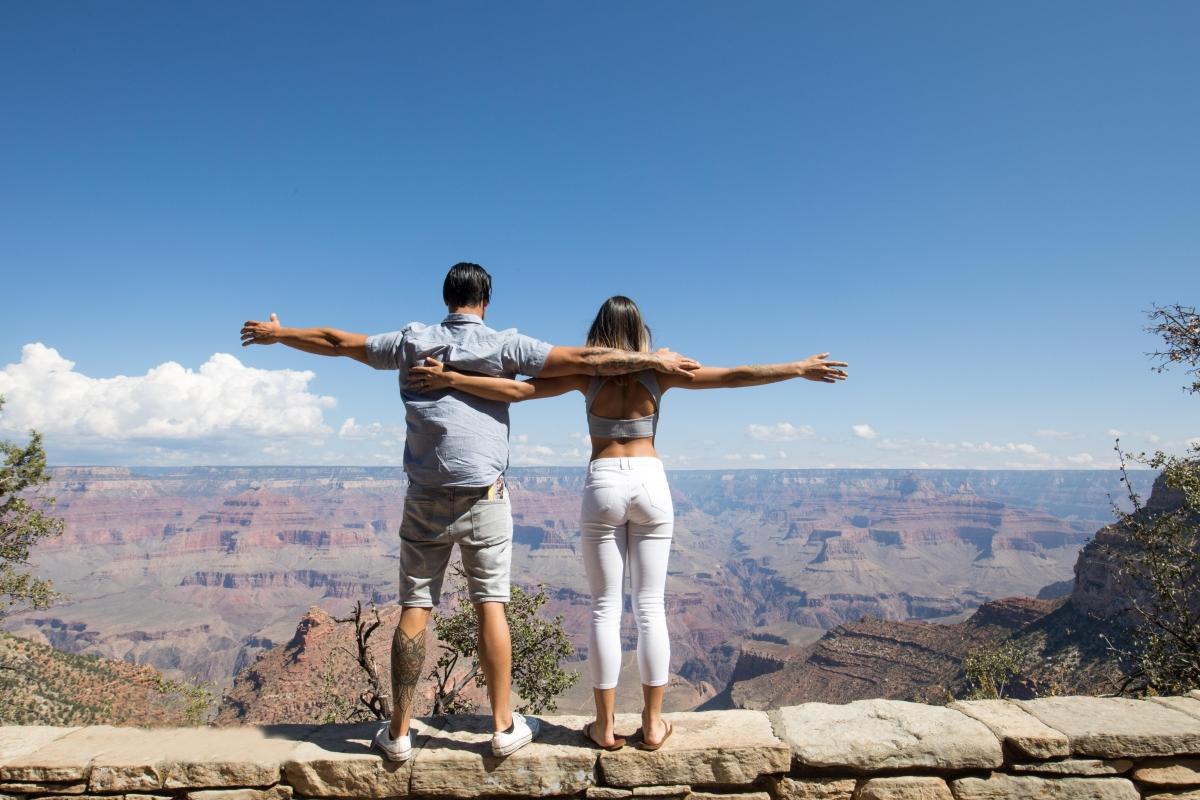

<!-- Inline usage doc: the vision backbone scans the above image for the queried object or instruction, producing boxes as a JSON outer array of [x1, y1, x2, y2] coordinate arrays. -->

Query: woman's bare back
[[588, 376, 660, 459], [588, 377, 657, 420]]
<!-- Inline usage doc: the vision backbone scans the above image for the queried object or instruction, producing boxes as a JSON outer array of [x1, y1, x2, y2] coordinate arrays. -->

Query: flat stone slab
[[0, 781, 88, 794], [1010, 758, 1132, 776], [768, 777, 855, 800], [0, 726, 309, 789], [1151, 698, 1200, 723], [950, 774, 1140, 800], [187, 788, 293, 800], [0, 730, 78, 768], [599, 710, 789, 788], [0, 727, 115, 783], [1016, 697, 1200, 758], [857, 776, 953, 800], [409, 714, 595, 797], [1142, 791, 1200, 800], [950, 700, 1070, 759], [283, 720, 435, 799], [778, 699, 1002, 772], [97, 726, 311, 791], [689, 793, 771, 800], [1134, 758, 1200, 786], [630, 785, 689, 797]]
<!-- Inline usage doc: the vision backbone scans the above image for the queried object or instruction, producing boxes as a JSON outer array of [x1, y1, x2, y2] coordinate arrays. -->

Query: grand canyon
[[2, 466, 1155, 720]]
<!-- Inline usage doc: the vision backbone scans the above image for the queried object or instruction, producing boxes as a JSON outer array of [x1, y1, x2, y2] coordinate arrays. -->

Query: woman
[[407, 296, 847, 750]]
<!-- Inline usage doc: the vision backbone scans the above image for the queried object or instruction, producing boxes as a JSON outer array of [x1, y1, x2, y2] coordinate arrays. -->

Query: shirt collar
[[442, 313, 484, 325]]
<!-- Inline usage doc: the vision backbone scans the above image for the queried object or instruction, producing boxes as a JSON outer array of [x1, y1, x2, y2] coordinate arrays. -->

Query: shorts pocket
[[400, 498, 441, 541], [468, 498, 513, 546]]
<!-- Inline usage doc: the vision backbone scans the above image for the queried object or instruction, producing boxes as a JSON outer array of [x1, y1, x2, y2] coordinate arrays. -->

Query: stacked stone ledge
[[2, 694, 1200, 800]]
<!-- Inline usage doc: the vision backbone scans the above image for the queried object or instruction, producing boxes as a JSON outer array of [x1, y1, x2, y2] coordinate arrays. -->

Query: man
[[240, 262, 699, 760]]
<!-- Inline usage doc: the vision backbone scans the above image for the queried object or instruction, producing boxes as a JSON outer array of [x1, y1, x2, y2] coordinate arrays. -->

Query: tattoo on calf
[[392, 626, 426, 718]]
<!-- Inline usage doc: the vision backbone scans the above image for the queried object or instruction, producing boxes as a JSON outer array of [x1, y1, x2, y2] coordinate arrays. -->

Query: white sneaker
[[491, 713, 540, 757], [374, 723, 413, 763]]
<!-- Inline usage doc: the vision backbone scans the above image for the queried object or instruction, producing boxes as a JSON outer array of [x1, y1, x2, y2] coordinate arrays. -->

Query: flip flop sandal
[[583, 721, 626, 751], [636, 720, 673, 751]]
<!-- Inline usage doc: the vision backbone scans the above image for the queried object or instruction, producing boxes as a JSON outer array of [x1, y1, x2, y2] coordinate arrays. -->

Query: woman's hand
[[795, 353, 849, 383], [406, 357, 455, 393]]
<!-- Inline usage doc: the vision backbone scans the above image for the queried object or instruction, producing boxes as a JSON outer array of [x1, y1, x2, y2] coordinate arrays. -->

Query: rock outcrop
[[0, 633, 201, 726], [724, 472, 1192, 709], [726, 597, 1059, 708]]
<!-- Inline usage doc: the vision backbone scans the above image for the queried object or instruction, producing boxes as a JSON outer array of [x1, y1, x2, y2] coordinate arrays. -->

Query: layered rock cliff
[[5, 466, 1153, 703], [722, 471, 1189, 708]]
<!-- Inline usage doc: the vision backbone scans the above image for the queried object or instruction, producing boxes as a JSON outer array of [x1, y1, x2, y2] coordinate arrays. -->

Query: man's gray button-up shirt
[[365, 313, 552, 488]]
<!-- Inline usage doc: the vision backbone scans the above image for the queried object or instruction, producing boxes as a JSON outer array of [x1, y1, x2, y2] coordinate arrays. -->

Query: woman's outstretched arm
[[406, 357, 586, 402], [659, 352, 848, 391]]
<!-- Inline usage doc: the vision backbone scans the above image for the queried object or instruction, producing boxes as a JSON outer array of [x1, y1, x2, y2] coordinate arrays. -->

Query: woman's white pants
[[580, 457, 674, 689]]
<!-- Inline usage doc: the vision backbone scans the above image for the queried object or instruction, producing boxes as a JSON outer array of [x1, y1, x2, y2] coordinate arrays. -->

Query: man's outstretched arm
[[538, 346, 701, 378], [241, 313, 370, 365]]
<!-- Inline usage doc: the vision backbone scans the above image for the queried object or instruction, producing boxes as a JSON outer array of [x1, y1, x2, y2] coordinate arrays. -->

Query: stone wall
[[3, 694, 1200, 800]]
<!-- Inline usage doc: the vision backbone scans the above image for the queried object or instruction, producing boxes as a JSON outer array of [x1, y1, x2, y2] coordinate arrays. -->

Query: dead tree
[[333, 600, 393, 720]]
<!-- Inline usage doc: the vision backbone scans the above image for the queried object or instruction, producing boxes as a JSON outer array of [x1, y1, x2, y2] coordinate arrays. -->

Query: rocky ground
[[0, 632, 203, 726]]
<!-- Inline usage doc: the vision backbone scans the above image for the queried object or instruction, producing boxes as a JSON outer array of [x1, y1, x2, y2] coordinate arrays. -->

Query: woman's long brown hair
[[586, 297, 653, 383]]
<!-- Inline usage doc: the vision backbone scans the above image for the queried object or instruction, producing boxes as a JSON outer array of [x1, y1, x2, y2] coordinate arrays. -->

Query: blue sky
[[1, 2, 1197, 469]]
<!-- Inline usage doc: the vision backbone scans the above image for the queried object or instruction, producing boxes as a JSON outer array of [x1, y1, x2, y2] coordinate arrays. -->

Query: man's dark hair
[[443, 262, 492, 308]]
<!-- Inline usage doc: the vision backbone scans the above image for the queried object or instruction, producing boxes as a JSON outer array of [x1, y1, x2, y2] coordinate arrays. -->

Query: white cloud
[[1035, 429, 1073, 439], [1107, 428, 1124, 438], [958, 441, 1042, 455], [746, 422, 814, 441], [338, 417, 404, 446], [1145, 432, 1162, 444], [509, 439, 572, 465], [509, 446, 555, 465], [749, 453, 767, 461], [723, 453, 744, 461], [858, 435, 1123, 468], [852, 424, 878, 440], [0, 343, 335, 443]]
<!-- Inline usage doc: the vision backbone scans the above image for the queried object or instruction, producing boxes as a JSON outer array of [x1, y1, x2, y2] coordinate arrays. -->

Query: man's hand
[[406, 357, 453, 393], [241, 313, 282, 347], [796, 353, 849, 383], [654, 347, 702, 375]]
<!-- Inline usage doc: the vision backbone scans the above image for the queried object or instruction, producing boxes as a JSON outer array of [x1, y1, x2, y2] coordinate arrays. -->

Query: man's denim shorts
[[398, 481, 513, 606]]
